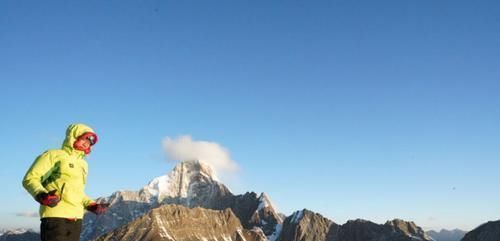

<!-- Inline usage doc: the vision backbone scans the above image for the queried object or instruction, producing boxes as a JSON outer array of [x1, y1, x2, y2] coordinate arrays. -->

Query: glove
[[35, 190, 60, 207], [86, 202, 109, 215]]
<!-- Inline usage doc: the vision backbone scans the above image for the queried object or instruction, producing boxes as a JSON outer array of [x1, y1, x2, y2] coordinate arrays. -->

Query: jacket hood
[[62, 123, 96, 155]]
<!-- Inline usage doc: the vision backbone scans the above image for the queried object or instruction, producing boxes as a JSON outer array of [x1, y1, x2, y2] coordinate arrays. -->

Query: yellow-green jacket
[[22, 124, 96, 219]]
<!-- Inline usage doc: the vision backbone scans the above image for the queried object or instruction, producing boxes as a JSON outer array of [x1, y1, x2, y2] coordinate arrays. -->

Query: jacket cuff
[[33, 188, 49, 198], [83, 199, 96, 207]]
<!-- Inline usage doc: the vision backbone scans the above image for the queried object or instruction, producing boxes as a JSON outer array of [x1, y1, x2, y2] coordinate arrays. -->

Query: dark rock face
[[461, 220, 500, 241], [234, 192, 283, 237], [278, 209, 338, 241], [336, 219, 391, 241], [94, 204, 267, 241], [426, 229, 467, 241], [0, 230, 39, 241]]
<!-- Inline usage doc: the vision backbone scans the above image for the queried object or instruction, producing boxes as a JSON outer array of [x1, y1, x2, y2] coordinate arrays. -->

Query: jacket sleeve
[[22, 151, 55, 199], [82, 194, 95, 207]]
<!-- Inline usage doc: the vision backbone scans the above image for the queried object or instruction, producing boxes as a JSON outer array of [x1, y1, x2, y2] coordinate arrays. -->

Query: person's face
[[74, 138, 91, 150]]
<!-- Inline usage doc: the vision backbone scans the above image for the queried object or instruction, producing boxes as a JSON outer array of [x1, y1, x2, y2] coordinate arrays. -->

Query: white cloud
[[162, 135, 240, 177]]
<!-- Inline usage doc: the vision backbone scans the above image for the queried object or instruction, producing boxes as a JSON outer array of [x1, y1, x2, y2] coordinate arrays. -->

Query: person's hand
[[35, 190, 60, 207], [86, 202, 109, 215]]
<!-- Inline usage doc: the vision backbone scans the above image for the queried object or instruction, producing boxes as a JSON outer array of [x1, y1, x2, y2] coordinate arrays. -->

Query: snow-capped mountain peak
[[291, 210, 304, 223], [142, 160, 221, 202], [257, 193, 271, 211], [144, 175, 169, 197], [256, 192, 282, 222]]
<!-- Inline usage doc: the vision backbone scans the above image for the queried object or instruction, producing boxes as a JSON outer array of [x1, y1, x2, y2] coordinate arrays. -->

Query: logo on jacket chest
[[69, 163, 74, 168]]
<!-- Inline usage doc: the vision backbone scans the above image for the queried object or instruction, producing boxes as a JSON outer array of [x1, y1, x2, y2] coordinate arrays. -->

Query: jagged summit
[[142, 160, 220, 202], [257, 192, 280, 217], [385, 219, 432, 240]]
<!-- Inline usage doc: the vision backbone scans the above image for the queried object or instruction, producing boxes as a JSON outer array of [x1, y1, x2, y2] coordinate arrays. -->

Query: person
[[22, 123, 108, 241]]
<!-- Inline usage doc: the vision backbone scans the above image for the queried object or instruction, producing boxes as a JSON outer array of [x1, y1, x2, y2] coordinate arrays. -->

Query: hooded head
[[62, 123, 98, 155]]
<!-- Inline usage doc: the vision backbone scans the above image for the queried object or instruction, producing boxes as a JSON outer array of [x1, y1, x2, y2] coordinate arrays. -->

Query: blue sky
[[1, 0, 499, 231]]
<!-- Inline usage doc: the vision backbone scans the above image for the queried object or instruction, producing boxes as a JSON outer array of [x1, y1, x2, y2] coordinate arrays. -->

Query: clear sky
[[1, 0, 499, 232]]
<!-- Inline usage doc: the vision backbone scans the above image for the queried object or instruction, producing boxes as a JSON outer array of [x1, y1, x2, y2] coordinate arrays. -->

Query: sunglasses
[[87, 135, 97, 145]]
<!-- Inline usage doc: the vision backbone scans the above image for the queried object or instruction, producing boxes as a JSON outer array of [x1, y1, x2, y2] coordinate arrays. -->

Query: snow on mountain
[[291, 210, 304, 223], [0, 229, 39, 241], [247, 192, 283, 239], [142, 160, 220, 203], [257, 193, 270, 211], [257, 193, 280, 219], [268, 223, 283, 241], [0, 229, 32, 235]]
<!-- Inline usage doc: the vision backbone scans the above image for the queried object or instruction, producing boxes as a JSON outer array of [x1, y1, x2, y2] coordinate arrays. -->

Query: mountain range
[[0, 229, 38, 241], [2, 160, 498, 241], [80, 160, 434, 241]]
